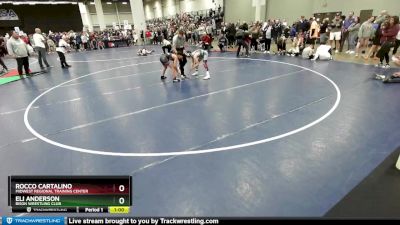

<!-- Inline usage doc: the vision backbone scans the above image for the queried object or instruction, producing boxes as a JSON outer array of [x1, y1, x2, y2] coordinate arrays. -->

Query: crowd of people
[[0, 28, 139, 78], [218, 10, 399, 66], [0, 5, 399, 83], [148, 7, 400, 82], [144, 6, 223, 44], [141, 8, 399, 70]]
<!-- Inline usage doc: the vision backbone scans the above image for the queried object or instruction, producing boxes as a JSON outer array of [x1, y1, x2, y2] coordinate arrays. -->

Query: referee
[[172, 29, 187, 78]]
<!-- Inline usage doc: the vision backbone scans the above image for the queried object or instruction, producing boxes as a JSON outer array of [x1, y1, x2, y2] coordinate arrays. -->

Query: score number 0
[[118, 185, 126, 205]]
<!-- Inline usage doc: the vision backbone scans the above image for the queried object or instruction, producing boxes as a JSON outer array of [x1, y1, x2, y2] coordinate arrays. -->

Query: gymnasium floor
[[0, 46, 400, 217]]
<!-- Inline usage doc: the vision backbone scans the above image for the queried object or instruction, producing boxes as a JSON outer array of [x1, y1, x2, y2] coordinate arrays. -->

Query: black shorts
[[372, 34, 381, 45], [377, 41, 395, 57], [176, 48, 184, 56]]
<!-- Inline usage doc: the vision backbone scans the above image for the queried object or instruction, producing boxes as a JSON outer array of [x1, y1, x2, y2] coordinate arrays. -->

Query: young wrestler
[[190, 49, 211, 80], [375, 72, 400, 83], [375, 56, 400, 83], [160, 52, 181, 82], [137, 48, 154, 56], [302, 45, 314, 59], [311, 41, 333, 61]]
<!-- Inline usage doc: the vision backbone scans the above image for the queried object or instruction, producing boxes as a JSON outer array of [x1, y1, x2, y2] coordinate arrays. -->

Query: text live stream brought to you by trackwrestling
[[1, 217, 223, 225]]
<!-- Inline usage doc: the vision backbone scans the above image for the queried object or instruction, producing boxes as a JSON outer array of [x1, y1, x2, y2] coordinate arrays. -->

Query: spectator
[[81, 32, 88, 50], [201, 33, 212, 51], [355, 16, 375, 57], [272, 20, 282, 44], [329, 13, 343, 53], [365, 10, 389, 59], [289, 23, 297, 40], [162, 38, 172, 54], [346, 16, 360, 54], [262, 23, 272, 54], [236, 25, 248, 57], [319, 18, 329, 45], [276, 35, 287, 55], [7, 31, 31, 78], [242, 21, 249, 31], [33, 28, 51, 69], [226, 23, 236, 48], [376, 16, 400, 68], [0, 36, 8, 73], [392, 27, 400, 55], [56, 35, 72, 69], [297, 16, 309, 33], [218, 33, 228, 52], [340, 11, 355, 52], [309, 17, 320, 48], [250, 23, 261, 51]]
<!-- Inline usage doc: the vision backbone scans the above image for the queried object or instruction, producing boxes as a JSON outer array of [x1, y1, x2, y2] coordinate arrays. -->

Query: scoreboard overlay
[[8, 176, 132, 214]]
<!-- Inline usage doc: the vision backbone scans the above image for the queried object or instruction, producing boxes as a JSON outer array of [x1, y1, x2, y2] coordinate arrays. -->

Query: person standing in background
[[329, 13, 343, 53], [201, 33, 212, 52], [226, 23, 236, 48], [340, 11, 354, 52], [75, 32, 82, 51], [56, 35, 72, 69], [235, 25, 246, 57], [218, 33, 228, 52], [7, 31, 31, 78], [81, 32, 88, 51], [309, 17, 320, 48], [172, 29, 187, 79], [0, 36, 8, 73], [376, 16, 400, 68], [33, 28, 51, 70], [263, 23, 272, 54], [250, 23, 261, 52], [365, 10, 389, 59], [272, 19, 282, 45], [355, 16, 375, 57], [319, 18, 329, 45], [392, 28, 400, 55], [296, 16, 309, 33], [162, 38, 172, 54], [346, 16, 360, 54]]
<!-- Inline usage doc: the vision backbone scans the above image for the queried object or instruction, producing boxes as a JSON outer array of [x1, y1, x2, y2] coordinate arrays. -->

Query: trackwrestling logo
[[2, 217, 64, 225]]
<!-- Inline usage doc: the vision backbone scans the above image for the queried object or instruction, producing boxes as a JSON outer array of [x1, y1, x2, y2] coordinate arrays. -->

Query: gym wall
[[225, 0, 266, 24], [224, 0, 400, 25]]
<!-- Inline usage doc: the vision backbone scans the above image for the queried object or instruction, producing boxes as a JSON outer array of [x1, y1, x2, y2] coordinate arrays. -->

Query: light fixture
[[90, 2, 95, 5], [106, 2, 112, 4], [122, 2, 128, 4]]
